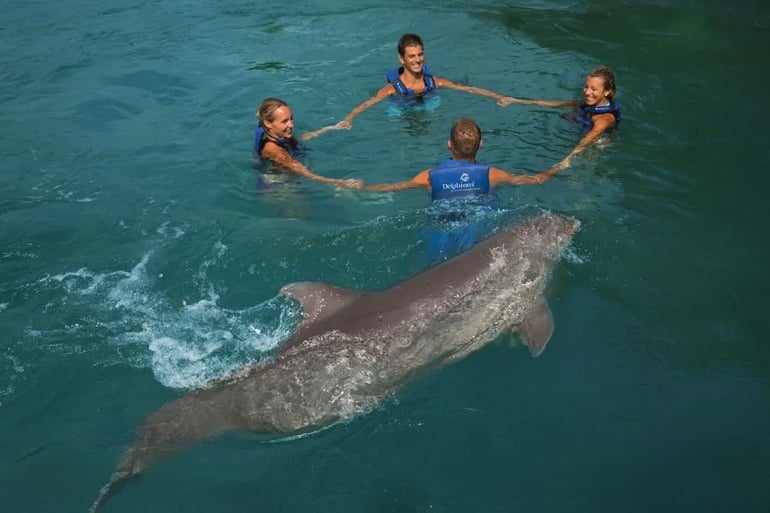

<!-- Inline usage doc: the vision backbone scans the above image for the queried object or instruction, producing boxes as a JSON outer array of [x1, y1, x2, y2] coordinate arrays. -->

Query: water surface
[[1, 1, 768, 511]]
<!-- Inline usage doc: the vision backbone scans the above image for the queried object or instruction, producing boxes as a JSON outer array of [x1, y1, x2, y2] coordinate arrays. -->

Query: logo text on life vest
[[442, 181, 477, 191]]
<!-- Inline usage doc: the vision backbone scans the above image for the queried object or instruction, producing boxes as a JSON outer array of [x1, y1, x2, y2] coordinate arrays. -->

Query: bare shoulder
[[489, 166, 514, 183], [376, 83, 396, 97], [413, 169, 431, 188], [261, 142, 294, 165], [593, 111, 616, 130], [434, 77, 456, 87]]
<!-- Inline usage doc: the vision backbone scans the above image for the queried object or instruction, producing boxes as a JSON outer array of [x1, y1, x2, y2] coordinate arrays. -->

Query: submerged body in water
[[385, 89, 442, 117], [423, 194, 498, 263]]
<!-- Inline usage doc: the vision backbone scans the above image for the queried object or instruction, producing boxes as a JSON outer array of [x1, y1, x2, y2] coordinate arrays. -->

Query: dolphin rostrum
[[90, 211, 580, 512]]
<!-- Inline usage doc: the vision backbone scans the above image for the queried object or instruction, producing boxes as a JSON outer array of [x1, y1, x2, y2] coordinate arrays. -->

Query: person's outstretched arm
[[434, 77, 520, 106], [299, 125, 336, 142], [359, 169, 431, 192], [334, 84, 395, 129], [261, 143, 363, 188], [301, 84, 394, 138], [558, 112, 616, 167], [510, 98, 579, 108], [490, 160, 570, 186]]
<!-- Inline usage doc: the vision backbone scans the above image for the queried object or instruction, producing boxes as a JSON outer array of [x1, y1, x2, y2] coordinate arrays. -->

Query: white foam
[[561, 245, 587, 265], [23, 230, 302, 391], [0, 351, 25, 406]]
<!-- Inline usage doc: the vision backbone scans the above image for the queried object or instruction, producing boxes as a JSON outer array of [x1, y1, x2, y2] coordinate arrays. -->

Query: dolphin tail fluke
[[90, 481, 113, 513], [89, 454, 141, 513], [90, 387, 239, 512], [517, 297, 555, 357]]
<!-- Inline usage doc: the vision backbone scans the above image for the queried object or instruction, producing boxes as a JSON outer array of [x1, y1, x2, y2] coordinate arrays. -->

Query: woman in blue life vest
[[317, 33, 518, 132], [507, 66, 621, 168], [253, 97, 362, 188], [353, 118, 568, 261]]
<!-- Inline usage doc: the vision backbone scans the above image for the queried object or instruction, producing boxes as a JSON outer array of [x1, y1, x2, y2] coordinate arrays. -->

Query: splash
[[18, 240, 301, 392]]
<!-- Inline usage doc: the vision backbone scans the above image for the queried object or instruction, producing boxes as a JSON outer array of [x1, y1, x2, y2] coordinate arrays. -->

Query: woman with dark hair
[[509, 66, 621, 167]]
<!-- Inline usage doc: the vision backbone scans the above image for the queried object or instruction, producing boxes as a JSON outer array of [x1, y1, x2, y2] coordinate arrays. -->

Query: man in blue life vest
[[326, 33, 518, 130], [360, 117, 569, 261]]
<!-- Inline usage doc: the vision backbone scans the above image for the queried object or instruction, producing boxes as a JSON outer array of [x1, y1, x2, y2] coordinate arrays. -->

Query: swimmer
[[254, 97, 363, 187], [359, 117, 567, 194], [323, 33, 519, 131], [348, 117, 568, 261], [509, 66, 621, 167]]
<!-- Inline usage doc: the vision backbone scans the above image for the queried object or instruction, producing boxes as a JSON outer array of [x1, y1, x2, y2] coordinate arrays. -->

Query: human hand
[[497, 96, 519, 107], [301, 122, 350, 140], [335, 120, 352, 130], [300, 127, 331, 141], [334, 178, 364, 189]]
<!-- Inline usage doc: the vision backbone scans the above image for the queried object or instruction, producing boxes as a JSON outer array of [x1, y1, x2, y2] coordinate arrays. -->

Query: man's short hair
[[450, 118, 482, 159], [398, 33, 424, 56]]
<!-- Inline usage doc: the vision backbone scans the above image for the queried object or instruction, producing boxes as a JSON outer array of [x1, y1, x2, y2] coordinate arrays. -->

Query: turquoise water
[[2, 1, 769, 511]]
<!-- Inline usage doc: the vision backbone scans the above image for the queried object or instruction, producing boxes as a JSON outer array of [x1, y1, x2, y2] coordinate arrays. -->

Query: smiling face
[[583, 76, 610, 107], [398, 44, 425, 74], [263, 105, 294, 139]]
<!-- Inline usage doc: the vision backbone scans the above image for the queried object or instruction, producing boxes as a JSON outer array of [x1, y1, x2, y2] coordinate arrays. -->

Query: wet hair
[[588, 66, 617, 101], [255, 97, 289, 126], [397, 33, 424, 56], [450, 118, 482, 159]]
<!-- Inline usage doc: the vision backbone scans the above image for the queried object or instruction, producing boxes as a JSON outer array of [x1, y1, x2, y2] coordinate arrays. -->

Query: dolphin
[[90, 211, 580, 512]]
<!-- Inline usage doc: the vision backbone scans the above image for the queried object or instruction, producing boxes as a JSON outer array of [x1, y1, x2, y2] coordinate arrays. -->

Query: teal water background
[[2, 1, 769, 511]]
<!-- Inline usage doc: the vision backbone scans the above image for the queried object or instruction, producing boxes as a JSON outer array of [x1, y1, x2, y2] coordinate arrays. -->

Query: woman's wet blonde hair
[[255, 97, 289, 126]]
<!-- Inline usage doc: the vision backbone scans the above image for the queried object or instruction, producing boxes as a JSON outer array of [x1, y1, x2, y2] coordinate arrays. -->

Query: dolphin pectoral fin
[[515, 297, 555, 358], [281, 282, 364, 327]]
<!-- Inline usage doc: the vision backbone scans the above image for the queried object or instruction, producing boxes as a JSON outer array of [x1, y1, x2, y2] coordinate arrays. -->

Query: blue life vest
[[253, 126, 300, 156], [429, 159, 491, 201], [572, 100, 622, 132], [252, 126, 304, 190], [386, 64, 437, 96]]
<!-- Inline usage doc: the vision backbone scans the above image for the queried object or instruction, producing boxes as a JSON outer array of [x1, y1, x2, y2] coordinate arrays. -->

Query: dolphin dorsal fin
[[515, 295, 555, 357], [281, 282, 363, 327]]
